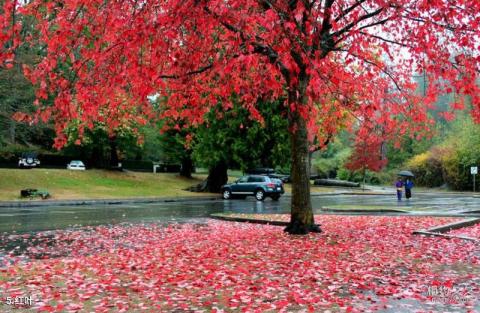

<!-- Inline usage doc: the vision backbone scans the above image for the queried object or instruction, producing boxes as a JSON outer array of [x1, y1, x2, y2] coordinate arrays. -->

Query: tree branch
[[310, 134, 332, 152], [313, 0, 335, 57], [334, 16, 392, 46], [157, 63, 213, 79], [358, 31, 413, 48], [401, 11, 477, 33], [334, 0, 367, 22], [332, 7, 384, 39], [340, 49, 403, 93]]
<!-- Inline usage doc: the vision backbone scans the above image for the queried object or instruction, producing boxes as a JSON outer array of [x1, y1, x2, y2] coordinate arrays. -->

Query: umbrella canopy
[[398, 170, 414, 177]]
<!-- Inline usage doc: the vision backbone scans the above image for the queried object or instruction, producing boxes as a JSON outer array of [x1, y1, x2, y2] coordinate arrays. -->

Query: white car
[[67, 160, 86, 170], [18, 152, 40, 168]]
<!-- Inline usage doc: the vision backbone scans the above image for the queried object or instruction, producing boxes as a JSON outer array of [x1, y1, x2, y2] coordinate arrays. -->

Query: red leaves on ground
[[0, 216, 479, 312]]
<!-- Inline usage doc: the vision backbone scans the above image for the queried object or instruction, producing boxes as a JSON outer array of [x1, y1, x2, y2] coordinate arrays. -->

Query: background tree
[[1, 0, 479, 234], [61, 123, 143, 169], [0, 3, 52, 150], [345, 128, 388, 188], [158, 128, 194, 178], [191, 99, 290, 192], [0, 54, 54, 149]]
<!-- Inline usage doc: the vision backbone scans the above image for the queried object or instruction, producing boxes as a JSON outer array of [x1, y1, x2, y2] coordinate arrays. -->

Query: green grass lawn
[[0, 168, 213, 201]]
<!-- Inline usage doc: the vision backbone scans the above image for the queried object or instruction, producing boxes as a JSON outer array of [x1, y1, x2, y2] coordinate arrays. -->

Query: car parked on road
[[67, 160, 86, 170], [18, 152, 40, 168], [221, 175, 284, 201]]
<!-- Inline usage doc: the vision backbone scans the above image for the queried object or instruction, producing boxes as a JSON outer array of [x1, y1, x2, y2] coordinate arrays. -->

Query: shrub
[[441, 146, 480, 190], [314, 158, 338, 178], [406, 147, 446, 187], [336, 167, 383, 185], [313, 148, 350, 179]]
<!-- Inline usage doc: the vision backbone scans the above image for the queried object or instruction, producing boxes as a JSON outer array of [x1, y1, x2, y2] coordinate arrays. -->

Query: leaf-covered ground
[[1, 216, 479, 312]]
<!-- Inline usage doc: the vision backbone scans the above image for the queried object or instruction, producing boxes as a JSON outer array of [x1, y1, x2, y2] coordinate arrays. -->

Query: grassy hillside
[[0, 169, 211, 200]]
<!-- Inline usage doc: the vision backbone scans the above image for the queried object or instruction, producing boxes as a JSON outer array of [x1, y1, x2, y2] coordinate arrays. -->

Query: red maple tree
[[345, 128, 388, 188], [1, 0, 479, 233]]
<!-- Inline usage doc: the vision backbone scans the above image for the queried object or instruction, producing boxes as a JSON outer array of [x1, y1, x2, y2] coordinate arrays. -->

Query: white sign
[[471, 167, 478, 175]]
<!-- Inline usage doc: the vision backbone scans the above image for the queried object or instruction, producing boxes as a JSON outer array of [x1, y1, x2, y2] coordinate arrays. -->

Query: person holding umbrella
[[398, 170, 415, 200], [405, 178, 414, 199], [395, 177, 404, 201]]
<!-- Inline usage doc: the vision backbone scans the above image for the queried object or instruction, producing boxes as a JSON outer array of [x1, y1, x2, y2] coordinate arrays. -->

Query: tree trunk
[[284, 110, 321, 234], [205, 160, 228, 193], [180, 151, 193, 178], [184, 161, 227, 193], [362, 168, 366, 191], [9, 119, 15, 144], [109, 135, 119, 168], [90, 144, 106, 168]]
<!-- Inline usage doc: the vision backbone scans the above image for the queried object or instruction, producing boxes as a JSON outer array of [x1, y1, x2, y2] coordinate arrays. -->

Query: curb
[[462, 210, 480, 214], [0, 196, 221, 208], [419, 218, 480, 233], [320, 207, 409, 213], [210, 214, 289, 226], [412, 231, 478, 242], [339, 192, 394, 196], [288, 192, 394, 197], [413, 218, 480, 242]]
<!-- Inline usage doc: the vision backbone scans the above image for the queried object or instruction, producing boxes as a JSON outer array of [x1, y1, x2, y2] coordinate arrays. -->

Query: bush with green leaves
[[405, 148, 446, 187], [313, 148, 350, 178], [336, 167, 382, 185]]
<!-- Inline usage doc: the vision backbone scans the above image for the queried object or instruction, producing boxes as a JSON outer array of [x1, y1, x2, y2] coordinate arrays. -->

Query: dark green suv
[[221, 175, 285, 201]]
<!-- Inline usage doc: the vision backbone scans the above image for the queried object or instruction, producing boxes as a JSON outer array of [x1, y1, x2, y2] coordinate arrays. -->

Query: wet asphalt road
[[1, 192, 480, 233]]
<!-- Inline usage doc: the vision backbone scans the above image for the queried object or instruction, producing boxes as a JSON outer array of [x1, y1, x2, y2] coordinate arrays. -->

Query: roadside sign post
[[471, 166, 478, 192]]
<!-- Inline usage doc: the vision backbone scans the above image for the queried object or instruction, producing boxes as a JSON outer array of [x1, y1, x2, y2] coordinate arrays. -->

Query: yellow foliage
[[406, 152, 429, 169]]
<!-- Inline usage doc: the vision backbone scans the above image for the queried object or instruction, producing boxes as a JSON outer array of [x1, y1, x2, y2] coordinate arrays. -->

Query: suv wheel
[[222, 189, 232, 200], [271, 195, 280, 201], [255, 190, 265, 201]]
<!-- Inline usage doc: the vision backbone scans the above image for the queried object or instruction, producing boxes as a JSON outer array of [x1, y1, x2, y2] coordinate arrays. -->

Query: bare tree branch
[[401, 11, 477, 33], [334, 0, 367, 22], [312, 0, 335, 57], [358, 31, 413, 48], [339, 49, 404, 93], [332, 7, 384, 39]]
